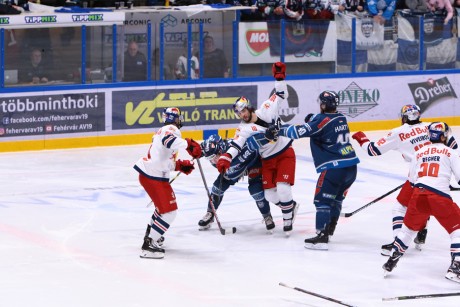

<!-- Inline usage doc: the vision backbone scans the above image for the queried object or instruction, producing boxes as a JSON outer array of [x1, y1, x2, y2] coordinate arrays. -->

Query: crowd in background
[[5, 0, 460, 23], [2, 0, 460, 85]]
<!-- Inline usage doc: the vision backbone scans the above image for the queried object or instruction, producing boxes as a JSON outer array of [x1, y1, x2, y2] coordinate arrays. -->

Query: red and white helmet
[[232, 96, 252, 118], [400, 104, 421, 123]]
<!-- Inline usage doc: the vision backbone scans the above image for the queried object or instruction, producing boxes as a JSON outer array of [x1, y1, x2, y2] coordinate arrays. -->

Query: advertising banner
[[1, 11, 125, 28], [0, 93, 105, 137], [112, 85, 257, 130], [238, 21, 336, 64], [256, 74, 460, 125]]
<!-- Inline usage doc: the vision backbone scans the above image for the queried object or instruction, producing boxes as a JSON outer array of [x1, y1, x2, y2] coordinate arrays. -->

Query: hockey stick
[[279, 283, 356, 307], [382, 292, 460, 301], [196, 158, 237, 235], [340, 183, 404, 218], [450, 185, 460, 191]]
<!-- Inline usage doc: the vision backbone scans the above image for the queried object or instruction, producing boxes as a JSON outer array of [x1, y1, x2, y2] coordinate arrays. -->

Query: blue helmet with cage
[[318, 91, 339, 112], [200, 134, 228, 160], [232, 96, 253, 118], [162, 107, 183, 128], [400, 104, 421, 124], [428, 122, 449, 143]]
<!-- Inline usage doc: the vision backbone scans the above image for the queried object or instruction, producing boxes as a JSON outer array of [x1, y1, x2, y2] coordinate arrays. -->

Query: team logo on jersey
[[336, 82, 380, 118], [408, 77, 457, 113]]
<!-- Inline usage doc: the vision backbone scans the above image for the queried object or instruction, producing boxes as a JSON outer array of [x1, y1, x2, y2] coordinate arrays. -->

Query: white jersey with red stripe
[[360, 122, 431, 181], [411, 143, 460, 196], [362, 122, 431, 162], [134, 124, 187, 180], [227, 80, 292, 159]]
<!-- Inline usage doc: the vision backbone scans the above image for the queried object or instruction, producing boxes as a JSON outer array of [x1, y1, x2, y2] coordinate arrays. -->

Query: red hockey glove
[[352, 131, 370, 146], [216, 153, 232, 174], [185, 138, 202, 159], [272, 62, 286, 80], [175, 159, 195, 175]]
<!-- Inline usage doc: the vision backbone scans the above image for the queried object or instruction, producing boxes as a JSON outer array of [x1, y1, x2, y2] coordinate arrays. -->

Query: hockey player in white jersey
[[216, 62, 298, 234], [352, 104, 457, 255], [383, 122, 460, 283], [134, 107, 202, 259]]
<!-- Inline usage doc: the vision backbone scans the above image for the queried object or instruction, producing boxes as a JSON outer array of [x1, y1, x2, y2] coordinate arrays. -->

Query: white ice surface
[[1, 129, 460, 307]]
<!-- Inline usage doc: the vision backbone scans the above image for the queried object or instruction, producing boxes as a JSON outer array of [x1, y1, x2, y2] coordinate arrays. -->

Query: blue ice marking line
[[50, 192, 100, 202], [0, 197, 54, 206], [114, 190, 147, 199]]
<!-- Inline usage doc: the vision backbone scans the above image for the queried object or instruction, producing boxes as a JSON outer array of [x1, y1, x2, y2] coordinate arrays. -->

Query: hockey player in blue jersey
[[249, 90, 359, 249], [199, 134, 275, 232]]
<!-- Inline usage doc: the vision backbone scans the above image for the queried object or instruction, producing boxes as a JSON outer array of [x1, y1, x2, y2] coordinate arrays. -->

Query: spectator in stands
[[367, 0, 396, 25], [229, 0, 265, 21], [203, 35, 229, 78], [337, 0, 366, 14], [304, 0, 335, 20], [256, 0, 285, 19], [284, 0, 304, 20], [404, 0, 428, 12], [123, 41, 147, 82], [175, 40, 199, 80], [19, 47, 51, 84], [153, 47, 173, 80]]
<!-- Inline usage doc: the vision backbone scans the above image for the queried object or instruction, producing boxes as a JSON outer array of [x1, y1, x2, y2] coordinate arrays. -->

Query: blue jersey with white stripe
[[280, 113, 360, 172]]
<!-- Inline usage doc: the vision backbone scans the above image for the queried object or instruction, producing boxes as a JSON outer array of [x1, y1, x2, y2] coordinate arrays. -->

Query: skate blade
[[383, 269, 389, 278], [140, 250, 164, 259], [381, 249, 391, 257], [198, 225, 212, 231], [304, 243, 328, 251], [266, 229, 274, 234], [415, 243, 423, 251], [445, 272, 460, 283]]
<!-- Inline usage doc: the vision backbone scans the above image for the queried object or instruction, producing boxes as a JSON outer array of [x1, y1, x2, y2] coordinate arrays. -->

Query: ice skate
[[304, 231, 329, 250], [262, 214, 275, 233], [382, 251, 403, 277], [445, 258, 460, 284], [283, 201, 299, 234], [145, 235, 165, 247], [414, 229, 427, 251], [327, 217, 339, 237], [381, 242, 393, 256], [140, 237, 165, 259], [198, 211, 214, 231], [143, 225, 165, 247]]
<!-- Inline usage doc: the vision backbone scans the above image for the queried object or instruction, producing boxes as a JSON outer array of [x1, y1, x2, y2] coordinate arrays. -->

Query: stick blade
[[220, 227, 237, 235], [340, 212, 352, 217]]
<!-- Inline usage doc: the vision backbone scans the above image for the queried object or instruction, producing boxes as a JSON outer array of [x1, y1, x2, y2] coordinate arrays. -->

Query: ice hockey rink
[[1, 128, 460, 307]]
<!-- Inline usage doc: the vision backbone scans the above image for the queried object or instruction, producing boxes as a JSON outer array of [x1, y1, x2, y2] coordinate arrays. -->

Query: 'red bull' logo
[[246, 30, 270, 55]]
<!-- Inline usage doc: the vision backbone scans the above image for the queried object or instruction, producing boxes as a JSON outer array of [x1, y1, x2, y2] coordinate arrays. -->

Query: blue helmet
[[428, 122, 449, 142], [201, 134, 227, 160], [162, 107, 183, 128], [318, 91, 339, 112]]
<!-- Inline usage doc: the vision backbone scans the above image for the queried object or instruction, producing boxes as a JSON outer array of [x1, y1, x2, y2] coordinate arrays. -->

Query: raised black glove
[[264, 118, 281, 142]]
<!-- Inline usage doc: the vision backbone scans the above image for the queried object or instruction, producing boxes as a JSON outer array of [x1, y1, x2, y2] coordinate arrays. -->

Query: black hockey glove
[[264, 118, 281, 142], [305, 113, 314, 123]]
